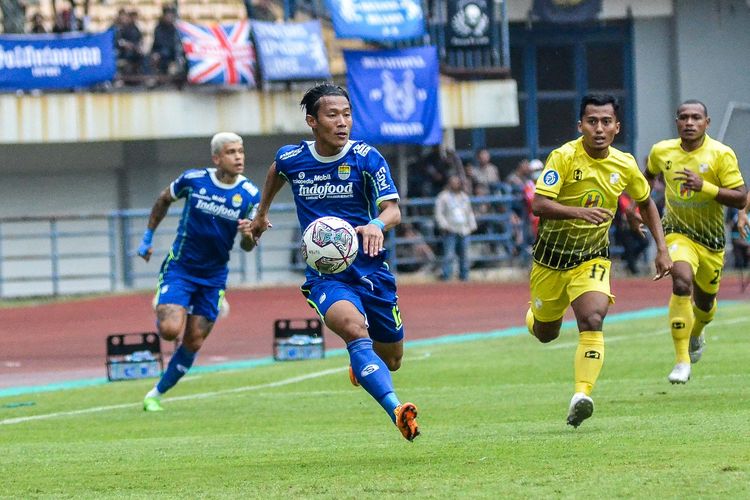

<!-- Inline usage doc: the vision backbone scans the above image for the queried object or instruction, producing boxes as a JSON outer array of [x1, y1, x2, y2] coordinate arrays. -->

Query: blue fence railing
[[0, 194, 523, 298]]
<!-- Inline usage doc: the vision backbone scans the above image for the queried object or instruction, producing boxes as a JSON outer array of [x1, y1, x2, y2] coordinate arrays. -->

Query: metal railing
[[0, 194, 523, 298]]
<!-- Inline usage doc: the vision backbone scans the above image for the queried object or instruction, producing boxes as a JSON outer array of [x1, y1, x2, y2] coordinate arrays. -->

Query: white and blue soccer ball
[[301, 216, 359, 274]]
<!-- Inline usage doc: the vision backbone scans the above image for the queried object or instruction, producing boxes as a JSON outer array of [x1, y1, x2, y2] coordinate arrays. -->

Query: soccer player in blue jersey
[[137, 132, 261, 411], [248, 83, 420, 441]]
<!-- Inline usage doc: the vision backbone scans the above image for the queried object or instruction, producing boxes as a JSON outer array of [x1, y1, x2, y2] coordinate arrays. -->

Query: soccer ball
[[301, 216, 359, 274]]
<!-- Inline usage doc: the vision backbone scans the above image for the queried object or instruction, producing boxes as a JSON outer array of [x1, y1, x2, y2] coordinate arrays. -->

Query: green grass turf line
[[1, 301, 742, 399]]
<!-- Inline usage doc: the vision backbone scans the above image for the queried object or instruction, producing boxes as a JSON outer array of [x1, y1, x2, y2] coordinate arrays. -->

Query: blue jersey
[[165, 167, 260, 284], [275, 140, 400, 280]]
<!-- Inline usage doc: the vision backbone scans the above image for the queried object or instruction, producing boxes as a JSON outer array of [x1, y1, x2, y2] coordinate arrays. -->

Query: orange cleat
[[348, 365, 360, 387], [394, 402, 420, 441]]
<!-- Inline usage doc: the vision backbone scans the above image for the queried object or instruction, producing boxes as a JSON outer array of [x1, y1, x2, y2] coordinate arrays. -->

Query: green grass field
[[2, 302, 748, 498]]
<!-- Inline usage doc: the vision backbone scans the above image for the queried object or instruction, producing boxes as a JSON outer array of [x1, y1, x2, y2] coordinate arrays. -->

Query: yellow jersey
[[533, 137, 651, 270], [647, 134, 745, 251]]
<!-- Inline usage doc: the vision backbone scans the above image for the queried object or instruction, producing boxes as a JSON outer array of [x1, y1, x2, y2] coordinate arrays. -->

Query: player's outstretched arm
[[531, 193, 613, 225], [138, 187, 173, 262], [248, 162, 284, 242], [636, 197, 672, 280]]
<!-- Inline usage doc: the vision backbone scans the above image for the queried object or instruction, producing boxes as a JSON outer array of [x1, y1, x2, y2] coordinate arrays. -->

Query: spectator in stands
[[395, 222, 437, 274], [727, 207, 749, 270], [52, 2, 82, 33], [473, 148, 500, 191], [409, 145, 464, 198], [435, 175, 477, 281], [1, 0, 27, 33], [245, 0, 282, 22], [28, 12, 46, 33], [150, 6, 183, 80], [113, 9, 145, 82], [523, 159, 544, 240], [505, 158, 531, 188]]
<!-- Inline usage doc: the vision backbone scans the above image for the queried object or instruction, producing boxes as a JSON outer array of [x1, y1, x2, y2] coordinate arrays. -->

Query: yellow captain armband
[[701, 181, 719, 198]]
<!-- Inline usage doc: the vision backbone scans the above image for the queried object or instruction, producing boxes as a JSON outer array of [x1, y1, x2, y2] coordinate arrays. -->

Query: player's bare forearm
[[637, 198, 672, 279], [249, 163, 285, 240], [714, 186, 748, 209], [532, 194, 612, 225], [375, 200, 401, 230], [147, 188, 173, 230], [238, 219, 256, 252]]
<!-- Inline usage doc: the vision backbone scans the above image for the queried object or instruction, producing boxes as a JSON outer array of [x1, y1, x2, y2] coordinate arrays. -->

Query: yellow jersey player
[[645, 100, 747, 384], [526, 94, 672, 428]]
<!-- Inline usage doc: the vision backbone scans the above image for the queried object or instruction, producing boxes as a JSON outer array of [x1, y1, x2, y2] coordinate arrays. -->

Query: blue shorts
[[301, 267, 404, 343], [156, 266, 225, 323]]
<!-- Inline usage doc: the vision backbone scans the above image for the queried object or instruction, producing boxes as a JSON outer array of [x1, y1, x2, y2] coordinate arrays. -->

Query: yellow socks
[[526, 308, 535, 337], [691, 301, 716, 339], [669, 294, 694, 364], [574, 331, 604, 396]]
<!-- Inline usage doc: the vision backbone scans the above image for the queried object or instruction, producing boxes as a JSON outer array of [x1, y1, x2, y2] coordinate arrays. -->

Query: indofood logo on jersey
[[195, 199, 241, 219], [298, 182, 354, 199], [337, 164, 351, 180], [581, 190, 604, 208]]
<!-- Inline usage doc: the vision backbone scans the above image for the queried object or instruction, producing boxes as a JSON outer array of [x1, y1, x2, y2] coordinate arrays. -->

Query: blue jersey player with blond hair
[[248, 83, 420, 441], [138, 132, 261, 411]]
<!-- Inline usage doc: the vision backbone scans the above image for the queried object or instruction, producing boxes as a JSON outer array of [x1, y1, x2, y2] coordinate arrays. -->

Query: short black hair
[[579, 94, 620, 120], [300, 83, 350, 118], [677, 99, 708, 117]]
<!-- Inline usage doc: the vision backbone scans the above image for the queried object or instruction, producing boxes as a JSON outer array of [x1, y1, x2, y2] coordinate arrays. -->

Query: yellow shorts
[[529, 257, 615, 323], [666, 233, 725, 295]]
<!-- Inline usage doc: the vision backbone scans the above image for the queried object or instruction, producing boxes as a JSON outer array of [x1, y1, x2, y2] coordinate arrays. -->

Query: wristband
[[142, 228, 154, 245], [368, 218, 386, 231], [701, 181, 719, 198]]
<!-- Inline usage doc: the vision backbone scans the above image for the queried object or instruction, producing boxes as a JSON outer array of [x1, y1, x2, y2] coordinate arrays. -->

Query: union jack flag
[[177, 20, 256, 86]]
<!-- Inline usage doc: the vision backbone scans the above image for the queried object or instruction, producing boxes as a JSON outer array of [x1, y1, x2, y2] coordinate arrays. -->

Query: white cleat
[[566, 392, 594, 428], [689, 334, 705, 364], [668, 362, 691, 384]]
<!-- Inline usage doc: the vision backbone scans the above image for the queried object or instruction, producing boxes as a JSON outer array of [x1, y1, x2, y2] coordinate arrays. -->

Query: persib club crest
[[581, 190, 604, 208], [338, 163, 351, 180], [231, 193, 243, 207]]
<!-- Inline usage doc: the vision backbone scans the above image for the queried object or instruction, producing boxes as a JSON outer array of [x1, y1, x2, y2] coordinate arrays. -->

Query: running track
[[0, 275, 745, 390]]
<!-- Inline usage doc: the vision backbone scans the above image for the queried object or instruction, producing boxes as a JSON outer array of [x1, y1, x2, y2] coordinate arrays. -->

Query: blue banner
[[345, 46, 441, 145], [0, 31, 115, 90], [253, 20, 330, 82], [532, 0, 602, 23], [325, 0, 425, 41]]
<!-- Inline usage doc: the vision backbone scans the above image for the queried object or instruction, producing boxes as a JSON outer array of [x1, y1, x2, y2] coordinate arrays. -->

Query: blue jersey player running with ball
[[138, 132, 260, 411], [248, 84, 420, 441]]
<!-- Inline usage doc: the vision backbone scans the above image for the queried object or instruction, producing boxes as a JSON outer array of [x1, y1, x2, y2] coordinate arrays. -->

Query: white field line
[[547, 317, 748, 350], [0, 352, 433, 426], [0, 367, 345, 426]]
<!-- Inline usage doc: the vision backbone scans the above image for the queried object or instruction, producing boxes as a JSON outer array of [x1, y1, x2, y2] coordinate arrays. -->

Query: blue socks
[[156, 344, 196, 394], [347, 338, 400, 422]]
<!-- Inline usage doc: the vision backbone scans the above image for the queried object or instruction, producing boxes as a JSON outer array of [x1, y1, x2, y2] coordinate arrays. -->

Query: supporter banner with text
[[253, 20, 330, 82], [0, 30, 115, 90], [344, 46, 441, 145], [325, 0, 425, 41], [532, 0, 602, 23], [177, 20, 256, 86]]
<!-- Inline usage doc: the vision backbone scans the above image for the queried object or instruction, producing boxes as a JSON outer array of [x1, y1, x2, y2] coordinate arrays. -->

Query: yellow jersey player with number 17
[[645, 100, 747, 384], [526, 94, 672, 428]]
